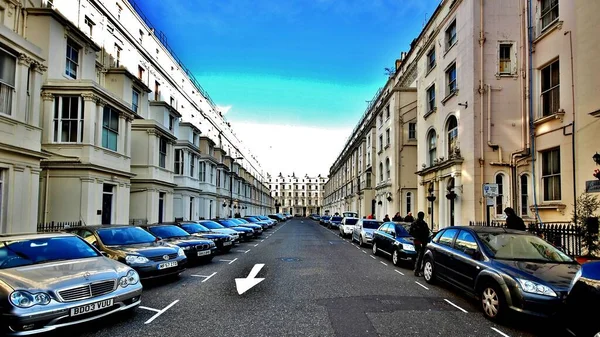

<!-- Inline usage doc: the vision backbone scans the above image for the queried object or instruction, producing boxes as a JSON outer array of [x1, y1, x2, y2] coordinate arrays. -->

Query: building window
[[170, 96, 175, 108], [445, 20, 457, 50], [427, 130, 437, 166], [138, 65, 144, 80], [379, 135, 383, 152], [174, 149, 183, 175], [540, 0, 559, 31], [542, 148, 561, 201], [132, 89, 139, 113], [385, 129, 390, 146], [446, 115, 458, 156], [520, 174, 529, 217], [446, 63, 457, 95], [53, 96, 83, 143], [406, 192, 412, 214], [408, 122, 416, 140], [189, 153, 195, 177], [379, 162, 383, 182], [495, 173, 505, 215], [0, 49, 15, 115], [189, 197, 194, 220], [159, 137, 167, 168], [199, 162, 206, 182], [540, 59, 560, 117], [169, 115, 175, 131], [113, 44, 121, 67], [138, 29, 144, 44], [379, 113, 383, 125], [65, 39, 80, 79], [499, 43, 513, 74], [102, 106, 119, 151], [84, 16, 94, 36], [427, 48, 436, 72], [385, 105, 390, 119], [427, 84, 436, 112], [154, 81, 160, 101], [385, 157, 390, 180], [209, 164, 215, 184]]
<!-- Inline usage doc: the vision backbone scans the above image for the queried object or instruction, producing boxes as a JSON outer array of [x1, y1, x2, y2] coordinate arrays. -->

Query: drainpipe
[[479, 0, 486, 221], [565, 30, 577, 219], [487, 84, 503, 163]]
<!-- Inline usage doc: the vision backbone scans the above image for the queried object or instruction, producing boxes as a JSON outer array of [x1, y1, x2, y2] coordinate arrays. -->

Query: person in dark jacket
[[404, 212, 414, 223], [392, 212, 403, 222], [409, 212, 430, 276], [383, 214, 391, 222], [504, 207, 526, 230]]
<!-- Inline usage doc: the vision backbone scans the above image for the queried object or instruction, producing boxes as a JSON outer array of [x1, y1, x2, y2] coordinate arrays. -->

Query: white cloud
[[217, 105, 233, 115], [232, 122, 351, 177]]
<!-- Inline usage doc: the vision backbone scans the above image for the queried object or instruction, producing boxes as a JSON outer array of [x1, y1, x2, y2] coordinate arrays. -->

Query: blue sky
[[135, 0, 439, 129]]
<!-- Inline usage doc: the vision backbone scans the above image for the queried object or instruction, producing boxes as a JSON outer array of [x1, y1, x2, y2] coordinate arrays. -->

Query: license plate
[[197, 250, 211, 256], [157, 261, 178, 270], [223, 241, 232, 246], [70, 298, 113, 316]]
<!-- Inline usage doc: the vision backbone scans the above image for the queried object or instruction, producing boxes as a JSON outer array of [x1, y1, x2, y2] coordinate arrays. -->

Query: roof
[[0, 232, 75, 241]]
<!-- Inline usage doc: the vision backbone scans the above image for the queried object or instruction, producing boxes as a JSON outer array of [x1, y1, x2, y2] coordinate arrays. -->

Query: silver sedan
[[0, 233, 142, 335]]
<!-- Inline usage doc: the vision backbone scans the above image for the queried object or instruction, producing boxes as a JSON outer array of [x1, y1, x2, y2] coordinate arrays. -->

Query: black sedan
[[423, 226, 580, 320], [227, 218, 263, 236], [319, 216, 331, 226], [175, 222, 235, 253], [140, 224, 216, 263], [328, 216, 343, 229], [565, 261, 600, 336], [214, 219, 254, 241], [371, 222, 417, 266]]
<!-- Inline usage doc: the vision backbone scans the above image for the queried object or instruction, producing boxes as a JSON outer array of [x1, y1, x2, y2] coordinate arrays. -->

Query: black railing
[[469, 221, 583, 257], [37, 220, 82, 232]]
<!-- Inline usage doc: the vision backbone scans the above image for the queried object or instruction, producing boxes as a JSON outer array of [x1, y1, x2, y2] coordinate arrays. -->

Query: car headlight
[[125, 255, 150, 264], [119, 269, 140, 288], [177, 248, 185, 257], [182, 246, 191, 250], [209, 242, 216, 248], [364, 232, 373, 238], [9, 291, 50, 308], [517, 278, 557, 297], [568, 268, 582, 294], [402, 243, 415, 251]]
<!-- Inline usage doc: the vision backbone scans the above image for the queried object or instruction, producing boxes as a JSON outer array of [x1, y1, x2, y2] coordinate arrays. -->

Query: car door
[[374, 223, 389, 252], [450, 230, 481, 290], [431, 228, 459, 279], [381, 223, 395, 255]]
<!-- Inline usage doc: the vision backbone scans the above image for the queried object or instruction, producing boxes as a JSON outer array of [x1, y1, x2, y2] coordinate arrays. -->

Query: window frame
[[53, 96, 84, 143], [101, 105, 119, 151], [495, 173, 505, 215], [65, 39, 80, 79], [174, 149, 184, 175], [541, 148, 561, 201], [406, 192, 412, 214], [408, 122, 416, 140], [131, 88, 140, 114], [446, 115, 458, 156], [159, 137, 167, 169], [385, 128, 390, 146], [427, 84, 436, 113], [427, 129, 437, 166], [540, 59, 560, 117], [540, 0, 559, 31], [427, 48, 436, 72], [445, 20, 457, 50], [520, 174, 530, 217], [446, 63, 457, 95], [385, 157, 390, 180], [0, 48, 16, 116], [498, 43, 514, 75]]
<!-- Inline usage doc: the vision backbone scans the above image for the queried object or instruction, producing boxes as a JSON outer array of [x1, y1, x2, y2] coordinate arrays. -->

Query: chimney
[[395, 59, 402, 71], [401, 52, 407, 60]]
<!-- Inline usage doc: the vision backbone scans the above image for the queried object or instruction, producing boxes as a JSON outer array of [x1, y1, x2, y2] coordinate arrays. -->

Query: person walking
[[504, 207, 526, 231], [383, 214, 391, 222], [404, 212, 414, 223], [409, 211, 430, 277], [367, 214, 374, 219], [392, 212, 403, 222]]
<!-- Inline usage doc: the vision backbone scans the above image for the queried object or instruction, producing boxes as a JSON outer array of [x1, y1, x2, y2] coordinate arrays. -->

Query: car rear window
[[362, 220, 381, 229], [332, 217, 343, 221], [345, 218, 358, 225]]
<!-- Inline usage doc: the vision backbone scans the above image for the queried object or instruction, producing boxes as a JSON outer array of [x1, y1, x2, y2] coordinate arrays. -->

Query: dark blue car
[[371, 222, 418, 266], [328, 216, 343, 229]]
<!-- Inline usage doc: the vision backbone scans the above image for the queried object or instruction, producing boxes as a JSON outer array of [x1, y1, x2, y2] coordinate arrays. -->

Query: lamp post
[[426, 184, 437, 229], [231, 156, 244, 218], [445, 179, 457, 227]]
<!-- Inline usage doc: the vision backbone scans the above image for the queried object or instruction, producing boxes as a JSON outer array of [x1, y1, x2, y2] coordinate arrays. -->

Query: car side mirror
[[390, 231, 396, 237], [464, 248, 480, 259]]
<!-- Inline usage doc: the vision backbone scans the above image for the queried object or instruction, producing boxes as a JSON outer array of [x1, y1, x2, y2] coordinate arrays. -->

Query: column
[[16, 55, 33, 123], [81, 93, 96, 144], [118, 114, 126, 153], [40, 92, 55, 143], [29, 167, 42, 230], [95, 99, 106, 147], [125, 118, 132, 157], [30, 63, 47, 128], [455, 175, 463, 227], [439, 179, 447, 229]]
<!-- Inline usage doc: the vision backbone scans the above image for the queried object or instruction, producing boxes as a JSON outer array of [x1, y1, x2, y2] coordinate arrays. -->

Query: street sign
[[483, 183, 499, 197], [486, 197, 495, 206]]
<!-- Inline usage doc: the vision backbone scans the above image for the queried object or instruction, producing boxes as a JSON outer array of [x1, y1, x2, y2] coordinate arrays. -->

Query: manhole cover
[[280, 257, 301, 262]]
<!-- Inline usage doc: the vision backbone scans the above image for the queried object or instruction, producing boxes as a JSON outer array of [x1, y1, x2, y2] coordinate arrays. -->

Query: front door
[[303, 206, 306, 216], [101, 184, 113, 224]]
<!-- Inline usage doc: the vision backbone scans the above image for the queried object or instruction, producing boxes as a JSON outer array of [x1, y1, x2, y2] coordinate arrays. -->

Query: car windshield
[[219, 220, 236, 228], [258, 216, 269, 220], [0, 236, 99, 269], [148, 225, 190, 238], [345, 218, 358, 225], [362, 220, 381, 229], [180, 223, 210, 233], [237, 219, 250, 223], [200, 221, 226, 230], [97, 227, 157, 245], [244, 218, 258, 222], [332, 217, 343, 221], [394, 224, 412, 237], [477, 232, 573, 263]]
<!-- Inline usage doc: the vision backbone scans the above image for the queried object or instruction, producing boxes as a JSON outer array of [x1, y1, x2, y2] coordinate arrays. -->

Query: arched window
[[406, 192, 412, 213], [520, 174, 529, 216], [427, 130, 437, 166], [385, 157, 391, 180], [379, 162, 383, 182], [495, 173, 505, 215], [446, 115, 458, 156]]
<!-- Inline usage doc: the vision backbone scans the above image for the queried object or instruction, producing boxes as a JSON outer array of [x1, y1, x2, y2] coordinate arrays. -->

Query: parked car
[[243, 216, 273, 229], [283, 213, 292, 219], [215, 219, 255, 241], [319, 216, 331, 226], [372, 222, 417, 266], [310, 214, 320, 221], [65, 225, 187, 280], [253, 215, 278, 226], [352, 219, 383, 246], [339, 217, 359, 237], [0, 233, 142, 335], [565, 261, 600, 336], [196, 220, 241, 242], [176, 222, 234, 253], [139, 224, 216, 263], [328, 216, 343, 229], [422, 226, 580, 320], [227, 218, 264, 236], [269, 214, 286, 222]]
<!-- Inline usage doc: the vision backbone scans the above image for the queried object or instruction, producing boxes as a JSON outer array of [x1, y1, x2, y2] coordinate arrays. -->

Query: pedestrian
[[383, 214, 390, 222], [504, 207, 526, 230], [367, 214, 373, 219], [409, 211, 430, 277], [392, 212, 403, 222], [404, 212, 414, 223]]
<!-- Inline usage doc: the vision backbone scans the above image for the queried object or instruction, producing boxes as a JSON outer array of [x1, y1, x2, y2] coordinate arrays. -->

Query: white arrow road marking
[[235, 264, 265, 295], [143, 300, 179, 324]]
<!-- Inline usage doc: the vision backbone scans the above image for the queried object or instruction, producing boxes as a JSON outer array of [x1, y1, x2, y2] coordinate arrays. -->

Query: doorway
[[371, 199, 376, 217], [101, 184, 114, 224]]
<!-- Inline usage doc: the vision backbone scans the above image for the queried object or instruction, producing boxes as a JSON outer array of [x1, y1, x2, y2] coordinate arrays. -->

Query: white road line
[[415, 281, 429, 290], [444, 299, 468, 313], [261, 240, 265, 242], [139, 306, 160, 313], [201, 272, 217, 283], [244, 250, 250, 254], [362, 250, 367, 254], [235, 250, 247, 253], [219, 259, 234, 262], [395, 270, 404, 276], [144, 300, 179, 324], [380, 261, 388, 266], [254, 244, 259, 247], [491, 327, 511, 337], [370, 255, 376, 260], [228, 258, 238, 264], [355, 246, 361, 250]]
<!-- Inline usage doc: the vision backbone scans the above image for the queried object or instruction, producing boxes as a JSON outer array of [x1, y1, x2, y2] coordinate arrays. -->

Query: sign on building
[[483, 183, 499, 197], [586, 180, 600, 193]]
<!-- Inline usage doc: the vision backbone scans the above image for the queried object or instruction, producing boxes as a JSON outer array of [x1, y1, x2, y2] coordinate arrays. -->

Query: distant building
[[268, 173, 327, 216]]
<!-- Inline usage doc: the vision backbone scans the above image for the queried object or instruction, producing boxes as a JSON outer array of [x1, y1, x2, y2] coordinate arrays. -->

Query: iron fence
[[37, 220, 82, 232], [468, 221, 583, 256]]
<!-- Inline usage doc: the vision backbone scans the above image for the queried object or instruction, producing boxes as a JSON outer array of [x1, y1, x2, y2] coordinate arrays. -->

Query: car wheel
[[423, 258, 436, 284], [392, 250, 400, 266], [359, 236, 364, 247], [372, 242, 378, 256], [328, 224, 331, 229], [480, 283, 506, 320]]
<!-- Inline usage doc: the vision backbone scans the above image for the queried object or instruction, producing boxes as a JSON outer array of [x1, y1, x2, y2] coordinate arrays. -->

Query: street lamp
[[426, 184, 437, 229], [230, 156, 243, 218]]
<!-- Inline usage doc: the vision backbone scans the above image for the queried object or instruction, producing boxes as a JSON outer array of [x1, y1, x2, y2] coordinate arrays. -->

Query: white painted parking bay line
[[362, 250, 367, 254], [444, 299, 468, 313], [244, 250, 250, 254], [415, 281, 429, 290], [370, 255, 376, 260], [254, 244, 259, 247], [190, 272, 217, 283], [491, 327, 511, 337], [228, 258, 238, 264], [139, 306, 160, 313], [380, 261, 387, 266], [395, 270, 404, 276], [219, 259, 234, 262], [261, 239, 265, 242], [144, 300, 179, 324]]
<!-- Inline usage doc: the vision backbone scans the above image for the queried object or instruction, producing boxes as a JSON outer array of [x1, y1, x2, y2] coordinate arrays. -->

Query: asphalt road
[[51, 218, 570, 337]]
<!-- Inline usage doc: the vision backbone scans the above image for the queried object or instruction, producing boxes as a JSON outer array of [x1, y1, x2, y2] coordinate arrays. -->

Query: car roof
[[67, 224, 139, 231], [0, 232, 77, 241], [441, 225, 532, 235]]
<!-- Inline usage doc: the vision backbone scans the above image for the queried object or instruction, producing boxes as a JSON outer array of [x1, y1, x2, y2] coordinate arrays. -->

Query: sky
[[136, 0, 439, 176]]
